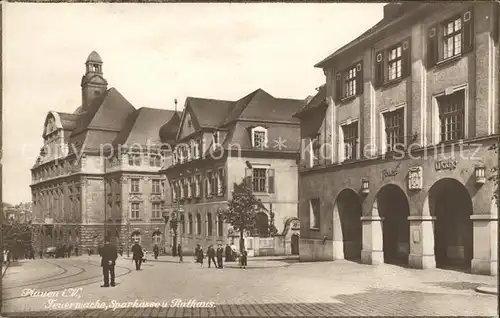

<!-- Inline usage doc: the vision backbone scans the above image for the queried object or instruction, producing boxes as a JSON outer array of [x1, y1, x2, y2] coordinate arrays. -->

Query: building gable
[[176, 103, 200, 141]]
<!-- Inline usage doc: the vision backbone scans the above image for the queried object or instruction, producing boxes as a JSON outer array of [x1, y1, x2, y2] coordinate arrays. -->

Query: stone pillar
[[332, 206, 344, 260], [408, 215, 436, 269], [471, 214, 497, 276], [360, 215, 384, 264]]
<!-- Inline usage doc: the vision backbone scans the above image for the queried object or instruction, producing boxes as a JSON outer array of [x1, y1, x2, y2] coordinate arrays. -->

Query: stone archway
[[428, 178, 473, 270], [376, 184, 410, 265], [332, 189, 362, 261]]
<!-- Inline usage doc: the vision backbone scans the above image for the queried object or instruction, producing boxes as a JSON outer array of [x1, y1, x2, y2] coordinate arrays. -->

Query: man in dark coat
[[194, 244, 201, 263], [99, 237, 118, 287], [177, 244, 183, 263], [216, 244, 224, 269], [207, 245, 216, 268], [153, 244, 159, 260], [131, 241, 143, 271]]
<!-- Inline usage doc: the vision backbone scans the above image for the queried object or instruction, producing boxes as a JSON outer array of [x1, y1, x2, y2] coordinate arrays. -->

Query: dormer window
[[251, 126, 268, 149]]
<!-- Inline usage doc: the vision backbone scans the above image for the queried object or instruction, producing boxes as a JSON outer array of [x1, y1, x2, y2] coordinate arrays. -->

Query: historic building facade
[[160, 90, 303, 256], [295, 3, 499, 275], [30, 52, 180, 254]]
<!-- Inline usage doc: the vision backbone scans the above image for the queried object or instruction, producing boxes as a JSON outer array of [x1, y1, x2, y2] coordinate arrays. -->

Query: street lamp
[[126, 219, 131, 257]]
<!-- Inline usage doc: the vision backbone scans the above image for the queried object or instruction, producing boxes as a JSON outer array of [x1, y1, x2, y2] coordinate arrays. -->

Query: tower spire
[[174, 98, 178, 112]]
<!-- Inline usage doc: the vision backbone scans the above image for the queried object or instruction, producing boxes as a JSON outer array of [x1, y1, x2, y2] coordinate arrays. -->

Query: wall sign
[[382, 168, 398, 178], [435, 159, 457, 171], [408, 166, 423, 190]]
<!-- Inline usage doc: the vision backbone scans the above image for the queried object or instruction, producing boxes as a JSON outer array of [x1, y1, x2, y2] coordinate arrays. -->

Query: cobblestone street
[[1, 255, 497, 316]]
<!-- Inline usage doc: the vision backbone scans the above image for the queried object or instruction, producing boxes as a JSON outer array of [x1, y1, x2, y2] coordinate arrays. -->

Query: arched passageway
[[376, 184, 410, 265], [333, 189, 362, 261], [429, 178, 473, 270]]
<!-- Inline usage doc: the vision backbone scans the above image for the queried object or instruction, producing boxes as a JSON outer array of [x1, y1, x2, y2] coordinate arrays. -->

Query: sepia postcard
[[1, 1, 499, 317]]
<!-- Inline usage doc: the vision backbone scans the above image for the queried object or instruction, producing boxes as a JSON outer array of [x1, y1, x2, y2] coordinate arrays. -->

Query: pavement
[[1, 255, 497, 317]]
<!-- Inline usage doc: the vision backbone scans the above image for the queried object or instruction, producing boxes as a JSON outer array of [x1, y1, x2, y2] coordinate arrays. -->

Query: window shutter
[[245, 167, 253, 189], [356, 61, 363, 95], [374, 51, 384, 88], [427, 24, 438, 67], [462, 7, 474, 54], [335, 72, 342, 103], [268, 169, 275, 194], [402, 39, 411, 78]]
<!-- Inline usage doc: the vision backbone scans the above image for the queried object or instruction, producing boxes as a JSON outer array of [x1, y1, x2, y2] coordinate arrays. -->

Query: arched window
[[188, 214, 193, 234], [217, 214, 224, 237], [180, 214, 185, 234], [207, 213, 213, 236], [131, 231, 142, 244], [152, 231, 161, 245], [196, 213, 202, 235]]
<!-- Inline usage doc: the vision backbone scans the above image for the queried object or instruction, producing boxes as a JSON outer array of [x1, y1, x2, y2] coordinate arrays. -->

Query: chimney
[[383, 3, 404, 21]]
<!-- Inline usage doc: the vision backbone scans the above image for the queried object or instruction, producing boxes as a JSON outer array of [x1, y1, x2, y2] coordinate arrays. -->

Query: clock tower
[[81, 51, 108, 111]]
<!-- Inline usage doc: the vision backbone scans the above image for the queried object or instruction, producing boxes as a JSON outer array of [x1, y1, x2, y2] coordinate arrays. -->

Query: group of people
[[194, 244, 248, 269]]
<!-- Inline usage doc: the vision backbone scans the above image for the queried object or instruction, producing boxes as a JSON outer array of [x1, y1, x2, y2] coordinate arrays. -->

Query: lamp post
[[126, 218, 131, 257]]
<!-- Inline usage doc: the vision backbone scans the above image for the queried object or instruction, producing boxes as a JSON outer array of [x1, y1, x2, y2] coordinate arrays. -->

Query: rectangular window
[[342, 122, 358, 161], [252, 168, 267, 192], [190, 176, 196, 198], [335, 62, 363, 102], [388, 45, 402, 81], [344, 66, 357, 98], [152, 203, 161, 219], [149, 154, 162, 167], [253, 131, 266, 148], [152, 180, 161, 194], [309, 198, 320, 229], [194, 140, 200, 159], [207, 171, 213, 197], [443, 16, 462, 59], [183, 179, 190, 198], [217, 168, 224, 196], [130, 179, 140, 193], [128, 154, 141, 166], [131, 202, 140, 219], [384, 108, 405, 152], [437, 90, 465, 142], [195, 175, 201, 197], [427, 8, 474, 67]]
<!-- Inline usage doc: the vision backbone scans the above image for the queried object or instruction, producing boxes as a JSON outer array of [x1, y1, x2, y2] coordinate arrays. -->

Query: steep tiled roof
[[221, 88, 303, 126], [56, 112, 79, 130], [187, 97, 235, 128], [293, 85, 327, 118], [114, 107, 178, 146], [71, 88, 136, 137]]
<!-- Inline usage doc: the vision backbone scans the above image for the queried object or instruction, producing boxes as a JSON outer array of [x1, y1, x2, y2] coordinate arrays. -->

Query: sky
[[2, 3, 385, 204]]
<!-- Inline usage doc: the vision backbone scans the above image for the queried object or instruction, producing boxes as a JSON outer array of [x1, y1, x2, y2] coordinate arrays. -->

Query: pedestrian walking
[[131, 241, 144, 271], [153, 244, 159, 260], [68, 245, 73, 258], [207, 245, 216, 268], [75, 247, 79, 256], [194, 244, 201, 263], [118, 248, 123, 257], [177, 244, 183, 263], [99, 237, 118, 288], [216, 244, 224, 269], [196, 246, 204, 267], [240, 249, 248, 269]]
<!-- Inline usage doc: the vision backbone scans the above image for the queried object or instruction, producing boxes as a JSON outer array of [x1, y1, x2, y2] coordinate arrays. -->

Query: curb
[[474, 285, 498, 295]]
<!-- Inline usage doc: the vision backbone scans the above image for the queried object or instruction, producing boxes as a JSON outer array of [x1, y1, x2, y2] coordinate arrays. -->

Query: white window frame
[[379, 103, 407, 154], [251, 166, 269, 193], [131, 202, 140, 219], [217, 168, 224, 196], [151, 202, 161, 219], [130, 179, 140, 193], [152, 179, 161, 194], [152, 232, 161, 245], [251, 126, 268, 148], [338, 119, 360, 162], [431, 84, 468, 144]]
